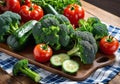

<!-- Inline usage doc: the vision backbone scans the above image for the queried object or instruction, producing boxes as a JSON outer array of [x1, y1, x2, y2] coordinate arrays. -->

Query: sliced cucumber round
[[62, 60, 79, 74], [50, 53, 70, 67]]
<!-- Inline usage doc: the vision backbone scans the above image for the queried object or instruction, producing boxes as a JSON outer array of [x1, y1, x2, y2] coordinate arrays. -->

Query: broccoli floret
[[33, 22, 60, 50], [58, 24, 70, 47], [67, 31, 98, 64], [0, 11, 21, 42], [78, 19, 93, 32], [32, 14, 74, 50], [41, 16, 59, 28], [55, 14, 70, 25], [78, 17, 109, 41], [87, 17, 101, 26], [92, 23, 109, 41]]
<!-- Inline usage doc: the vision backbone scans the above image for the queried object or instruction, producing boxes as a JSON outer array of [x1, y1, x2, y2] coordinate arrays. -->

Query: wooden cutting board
[[0, 43, 115, 81]]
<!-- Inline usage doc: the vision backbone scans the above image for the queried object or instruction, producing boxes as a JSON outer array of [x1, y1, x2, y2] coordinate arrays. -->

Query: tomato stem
[[42, 44, 48, 50], [107, 35, 113, 42], [71, 6, 74, 10], [0, 0, 5, 6]]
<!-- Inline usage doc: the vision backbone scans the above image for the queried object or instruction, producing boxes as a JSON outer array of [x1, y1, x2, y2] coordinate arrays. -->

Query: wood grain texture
[[84, 0, 120, 17]]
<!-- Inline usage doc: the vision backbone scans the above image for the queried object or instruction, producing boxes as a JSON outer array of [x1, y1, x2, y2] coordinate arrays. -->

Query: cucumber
[[42, 4, 58, 15], [32, 0, 58, 15], [50, 53, 70, 67], [62, 60, 79, 74]]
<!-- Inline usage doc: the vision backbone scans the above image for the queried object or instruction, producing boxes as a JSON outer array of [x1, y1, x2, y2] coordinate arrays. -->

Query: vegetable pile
[[0, 0, 119, 80]]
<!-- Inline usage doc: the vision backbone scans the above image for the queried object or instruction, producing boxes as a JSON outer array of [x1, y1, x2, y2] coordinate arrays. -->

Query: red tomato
[[33, 44, 53, 63], [99, 36, 119, 55], [19, 0, 31, 5], [24, 0, 31, 4], [63, 4, 85, 27], [19, 3, 44, 22], [0, 0, 20, 13]]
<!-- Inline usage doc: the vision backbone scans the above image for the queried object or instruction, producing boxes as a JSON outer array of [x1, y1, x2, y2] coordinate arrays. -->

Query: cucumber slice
[[62, 60, 79, 74], [50, 53, 70, 67]]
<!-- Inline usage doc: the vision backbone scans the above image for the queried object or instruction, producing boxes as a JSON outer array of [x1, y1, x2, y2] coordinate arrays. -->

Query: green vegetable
[[12, 59, 41, 82], [92, 23, 109, 41], [78, 19, 93, 32], [78, 17, 109, 41], [0, 11, 21, 42], [87, 17, 101, 26], [41, 15, 59, 28], [32, 0, 81, 14], [7, 20, 37, 51], [32, 0, 58, 15], [50, 53, 70, 67], [55, 14, 70, 25], [43, 4, 58, 15], [32, 14, 74, 50], [62, 60, 79, 74], [67, 31, 98, 64]]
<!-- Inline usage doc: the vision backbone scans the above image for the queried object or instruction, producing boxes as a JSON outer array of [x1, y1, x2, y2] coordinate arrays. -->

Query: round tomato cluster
[[0, 0, 44, 22]]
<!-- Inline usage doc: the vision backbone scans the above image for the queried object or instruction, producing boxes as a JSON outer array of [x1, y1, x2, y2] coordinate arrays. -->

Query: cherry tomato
[[33, 44, 53, 63], [99, 36, 119, 55], [0, 0, 20, 13], [19, 3, 44, 22], [63, 4, 85, 27]]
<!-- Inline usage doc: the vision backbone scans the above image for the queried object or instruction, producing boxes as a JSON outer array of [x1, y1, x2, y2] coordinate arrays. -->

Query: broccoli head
[[87, 17, 101, 26], [0, 11, 21, 42], [67, 31, 98, 64], [32, 14, 74, 50], [78, 17, 109, 41], [92, 22, 109, 41]]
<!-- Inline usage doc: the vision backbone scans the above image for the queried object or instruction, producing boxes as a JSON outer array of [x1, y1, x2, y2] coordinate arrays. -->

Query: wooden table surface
[[0, 0, 120, 84]]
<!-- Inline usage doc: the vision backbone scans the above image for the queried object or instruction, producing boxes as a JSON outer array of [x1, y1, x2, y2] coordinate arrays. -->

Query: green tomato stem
[[107, 36, 113, 42], [42, 44, 48, 50]]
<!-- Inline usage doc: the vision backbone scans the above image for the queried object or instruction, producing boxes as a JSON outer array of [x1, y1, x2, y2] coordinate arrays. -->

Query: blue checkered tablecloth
[[0, 25, 120, 84]]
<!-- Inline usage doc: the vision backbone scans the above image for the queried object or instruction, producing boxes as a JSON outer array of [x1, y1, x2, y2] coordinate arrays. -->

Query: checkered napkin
[[0, 25, 120, 84]]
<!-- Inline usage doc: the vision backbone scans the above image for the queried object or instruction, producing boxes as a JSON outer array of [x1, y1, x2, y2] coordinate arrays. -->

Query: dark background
[[84, 0, 120, 17]]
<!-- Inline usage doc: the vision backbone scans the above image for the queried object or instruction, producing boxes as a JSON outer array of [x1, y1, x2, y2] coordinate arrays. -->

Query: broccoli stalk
[[9, 22, 19, 33], [13, 59, 41, 82], [67, 41, 81, 56], [92, 23, 109, 41]]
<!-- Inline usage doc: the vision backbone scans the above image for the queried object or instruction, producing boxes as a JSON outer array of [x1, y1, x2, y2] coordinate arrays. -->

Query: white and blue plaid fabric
[[0, 25, 120, 84]]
